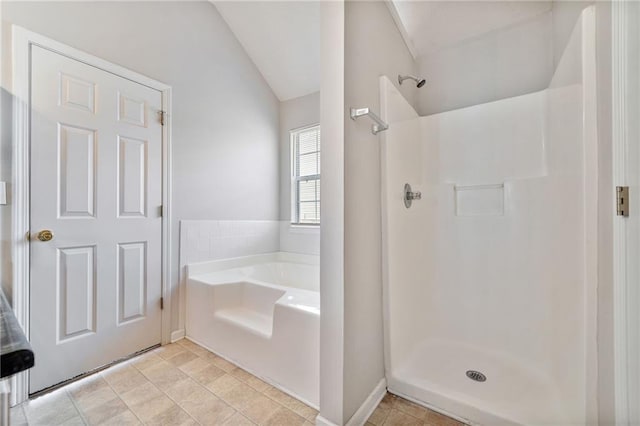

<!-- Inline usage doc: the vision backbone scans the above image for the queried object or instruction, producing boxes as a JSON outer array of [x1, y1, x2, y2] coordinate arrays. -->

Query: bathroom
[[0, 1, 637, 425]]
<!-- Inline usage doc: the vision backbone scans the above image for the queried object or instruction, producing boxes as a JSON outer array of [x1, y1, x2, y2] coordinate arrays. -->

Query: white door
[[29, 45, 163, 393]]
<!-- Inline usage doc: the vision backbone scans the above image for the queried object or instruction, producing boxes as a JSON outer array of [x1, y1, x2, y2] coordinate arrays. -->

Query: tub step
[[214, 308, 274, 338]]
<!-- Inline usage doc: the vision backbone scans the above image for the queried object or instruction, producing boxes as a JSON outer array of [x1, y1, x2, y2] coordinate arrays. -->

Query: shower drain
[[466, 370, 487, 382]]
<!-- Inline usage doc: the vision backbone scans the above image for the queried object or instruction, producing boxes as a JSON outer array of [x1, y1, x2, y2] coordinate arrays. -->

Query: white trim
[[10, 24, 31, 408], [161, 86, 173, 347], [612, 1, 639, 424], [345, 378, 386, 426], [290, 122, 322, 135], [10, 26, 173, 404], [315, 415, 339, 426], [288, 224, 320, 234], [612, 0, 628, 422], [379, 76, 394, 395], [170, 329, 185, 343], [384, 1, 418, 60], [291, 124, 321, 225], [578, 6, 599, 423]]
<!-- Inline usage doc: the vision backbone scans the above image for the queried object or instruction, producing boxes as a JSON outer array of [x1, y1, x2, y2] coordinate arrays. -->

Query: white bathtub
[[185, 252, 319, 406]]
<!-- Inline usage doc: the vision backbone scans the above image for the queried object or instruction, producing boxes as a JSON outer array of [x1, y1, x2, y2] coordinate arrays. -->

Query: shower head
[[398, 74, 426, 88]]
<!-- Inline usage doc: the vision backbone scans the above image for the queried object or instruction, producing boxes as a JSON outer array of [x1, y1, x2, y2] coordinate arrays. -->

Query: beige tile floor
[[10, 339, 317, 426], [9, 339, 464, 426], [366, 393, 466, 426]]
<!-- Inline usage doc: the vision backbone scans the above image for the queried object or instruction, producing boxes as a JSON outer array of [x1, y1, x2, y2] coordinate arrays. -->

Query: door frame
[[10, 26, 173, 405], [612, 1, 640, 423]]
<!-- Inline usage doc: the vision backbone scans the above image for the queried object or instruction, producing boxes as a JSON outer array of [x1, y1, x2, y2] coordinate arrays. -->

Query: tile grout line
[[131, 347, 222, 426], [201, 367, 282, 423], [155, 377, 218, 426], [370, 393, 467, 426], [132, 369, 203, 425], [156, 343, 276, 425], [166, 343, 263, 423], [17, 340, 461, 426], [164, 369, 250, 425], [65, 388, 89, 425], [102, 349, 202, 425], [23, 341, 314, 426], [98, 370, 147, 426], [176, 339, 306, 411], [11, 402, 28, 426]]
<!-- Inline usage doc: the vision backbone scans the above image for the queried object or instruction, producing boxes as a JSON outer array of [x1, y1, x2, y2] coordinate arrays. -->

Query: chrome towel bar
[[350, 107, 389, 135]]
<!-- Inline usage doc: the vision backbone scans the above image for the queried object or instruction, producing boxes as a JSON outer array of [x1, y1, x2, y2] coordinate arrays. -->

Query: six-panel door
[[29, 45, 163, 393]]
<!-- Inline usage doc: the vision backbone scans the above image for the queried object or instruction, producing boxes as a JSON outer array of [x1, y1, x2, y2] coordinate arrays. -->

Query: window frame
[[290, 123, 321, 226]]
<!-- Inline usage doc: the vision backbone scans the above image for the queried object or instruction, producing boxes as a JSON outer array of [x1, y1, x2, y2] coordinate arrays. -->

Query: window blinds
[[293, 125, 320, 224]]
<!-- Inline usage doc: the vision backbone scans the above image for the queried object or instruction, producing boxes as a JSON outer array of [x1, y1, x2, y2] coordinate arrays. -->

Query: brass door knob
[[36, 230, 54, 242]]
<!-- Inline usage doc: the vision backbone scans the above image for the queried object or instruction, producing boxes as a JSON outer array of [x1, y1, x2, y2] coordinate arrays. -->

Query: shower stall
[[380, 7, 597, 425]]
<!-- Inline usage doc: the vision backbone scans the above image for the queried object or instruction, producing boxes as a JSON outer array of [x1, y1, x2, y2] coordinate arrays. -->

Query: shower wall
[[381, 7, 596, 425], [417, 10, 553, 116]]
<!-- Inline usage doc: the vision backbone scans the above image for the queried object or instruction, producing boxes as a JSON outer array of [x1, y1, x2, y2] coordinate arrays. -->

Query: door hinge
[[617, 186, 629, 217], [160, 297, 164, 310], [159, 110, 166, 126], [159, 205, 163, 217]]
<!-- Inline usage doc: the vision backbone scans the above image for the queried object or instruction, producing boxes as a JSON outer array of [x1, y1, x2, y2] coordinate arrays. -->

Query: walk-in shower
[[380, 7, 597, 425]]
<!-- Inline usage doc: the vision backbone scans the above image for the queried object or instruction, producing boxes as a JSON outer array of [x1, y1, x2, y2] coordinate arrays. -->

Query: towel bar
[[350, 107, 389, 135]]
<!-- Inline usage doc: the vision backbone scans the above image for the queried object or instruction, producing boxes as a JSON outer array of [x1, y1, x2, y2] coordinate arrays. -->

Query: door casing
[[10, 26, 173, 405], [612, 1, 640, 424]]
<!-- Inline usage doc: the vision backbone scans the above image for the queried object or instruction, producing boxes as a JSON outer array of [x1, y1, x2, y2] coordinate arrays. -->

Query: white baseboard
[[346, 378, 387, 426], [316, 377, 387, 426], [314, 378, 386, 426], [170, 329, 185, 342], [315, 415, 339, 426]]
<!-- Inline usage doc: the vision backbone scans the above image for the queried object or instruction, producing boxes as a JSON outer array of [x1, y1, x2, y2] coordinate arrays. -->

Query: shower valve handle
[[406, 191, 421, 200], [404, 183, 421, 208]]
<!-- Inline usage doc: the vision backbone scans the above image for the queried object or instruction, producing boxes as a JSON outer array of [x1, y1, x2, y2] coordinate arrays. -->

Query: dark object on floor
[[0, 290, 34, 378]]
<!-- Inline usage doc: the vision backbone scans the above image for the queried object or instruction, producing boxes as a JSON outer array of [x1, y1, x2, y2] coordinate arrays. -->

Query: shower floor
[[388, 340, 573, 425]]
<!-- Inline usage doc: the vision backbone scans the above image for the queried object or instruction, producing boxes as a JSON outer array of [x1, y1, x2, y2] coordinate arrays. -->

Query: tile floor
[[9, 339, 464, 426], [10, 339, 317, 426], [366, 393, 466, 426]]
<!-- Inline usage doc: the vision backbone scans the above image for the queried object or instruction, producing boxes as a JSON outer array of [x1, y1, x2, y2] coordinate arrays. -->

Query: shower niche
[[380, 7, 597, 425], [454, 184, 504, 217]]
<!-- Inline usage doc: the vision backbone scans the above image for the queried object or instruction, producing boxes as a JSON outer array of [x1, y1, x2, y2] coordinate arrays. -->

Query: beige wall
[[319, 1, 416, 423], [319, 1, 345, 423], [0, 1, 280, 335], [343, 1, 417, 422]]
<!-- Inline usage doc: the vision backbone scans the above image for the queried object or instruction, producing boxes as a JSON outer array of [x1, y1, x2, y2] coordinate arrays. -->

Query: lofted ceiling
[[213, 1, 320, 102], [390, 1, 553, 58], [213, 1, 551, 100]]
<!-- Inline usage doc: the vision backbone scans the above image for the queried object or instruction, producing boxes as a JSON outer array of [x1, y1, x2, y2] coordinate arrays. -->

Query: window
[[291, 125, 320, 225]]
